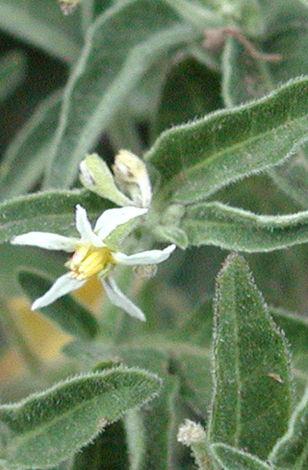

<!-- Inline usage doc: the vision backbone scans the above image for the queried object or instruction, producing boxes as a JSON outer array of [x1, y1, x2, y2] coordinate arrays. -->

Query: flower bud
[[113, 150, 152, 208], [59, 0, 80, 15]]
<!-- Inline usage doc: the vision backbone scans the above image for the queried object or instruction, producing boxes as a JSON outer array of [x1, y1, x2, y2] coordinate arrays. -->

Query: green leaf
[[0, 91, 61, 202], [209, 254, 292, 459], [261, 0, 308, 86], [18, 270, 99, 340], [0, 189, 108, 243], [176, 299, 214, 348], [182, 201, 308, 252], [70, 420, 129, 470], [80, 0, 113, 32], [221, 3, 308, 209], [222, 37, 271, 108], [166, 300, 214, 416], [246, 243, 308, 316], [125, 387, 181, 470], [212, 443, 274, 470], [271, 308, 308, 368], [208, 0, 264, 34], [125, 52, 170, 127], [120, 349, 180, 470], [64, 343, 181, 470], [155, 58, 222, 135], [222, 1, 308, 107], [269, 383, 308, 469], [0, 0, 81, 63], [0, 51, 26, 103], [0, 368, 161, 469], [164, 0, 222, 31], [146, 76, 308, 205], [269, 306, 308, 396], [44, 0, 199, 189], [269, 144, 308, 209], [238, 0, 264, 35], [169, 351, 212, 418]]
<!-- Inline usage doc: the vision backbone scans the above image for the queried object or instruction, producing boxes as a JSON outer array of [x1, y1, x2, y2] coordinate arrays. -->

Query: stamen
[[69, 246, 114, 280]]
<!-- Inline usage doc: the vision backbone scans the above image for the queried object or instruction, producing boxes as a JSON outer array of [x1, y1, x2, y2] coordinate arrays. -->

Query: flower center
[[68, 245, 114, 281]]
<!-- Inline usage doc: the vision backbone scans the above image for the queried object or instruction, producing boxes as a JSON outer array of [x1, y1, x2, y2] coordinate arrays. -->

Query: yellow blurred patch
[[73, 275, 103, 310], [8, 297, 72, 361], [0, 279, 103, 381], [0, 349, 24, 381]]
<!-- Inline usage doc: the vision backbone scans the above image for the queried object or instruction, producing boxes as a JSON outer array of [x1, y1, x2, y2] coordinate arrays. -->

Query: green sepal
[[212, 443, 274, 470], [17, 270, 99, 340], [0, 367, 161, 469], [146, 76, 308, 205], [79, 153, 133, 207], [153, 225, 188, 249], [209, 254, 292, 459]]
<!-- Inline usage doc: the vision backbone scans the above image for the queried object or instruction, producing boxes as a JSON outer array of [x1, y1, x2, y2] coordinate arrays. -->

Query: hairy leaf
[[269, 145, 308, 210], [221, 4, 308, 210], [269, 384, 308, 469], [70, 421, 129, 470], [65, 343, 181, 470], [0, 368, 161, 468], [0, 189, 108, 243], [146, 76, 308, 205], [212, 443, 274, 470], [182, 201, 308, 252], [209, 254, 292, 459], [44, 0, 199, 188]]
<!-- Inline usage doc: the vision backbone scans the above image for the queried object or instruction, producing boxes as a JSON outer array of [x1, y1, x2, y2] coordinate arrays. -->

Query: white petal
[[113, 244, 176, 266], [94, 206, 147, 240], [31, 273, 86, 310], [75, 205, 104, 247], [102, 277, 146, 321], [11, 232, 78, 252]]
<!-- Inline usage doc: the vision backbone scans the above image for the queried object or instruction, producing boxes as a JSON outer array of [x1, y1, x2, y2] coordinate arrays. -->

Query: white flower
[[11, 205, 176, 321]]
